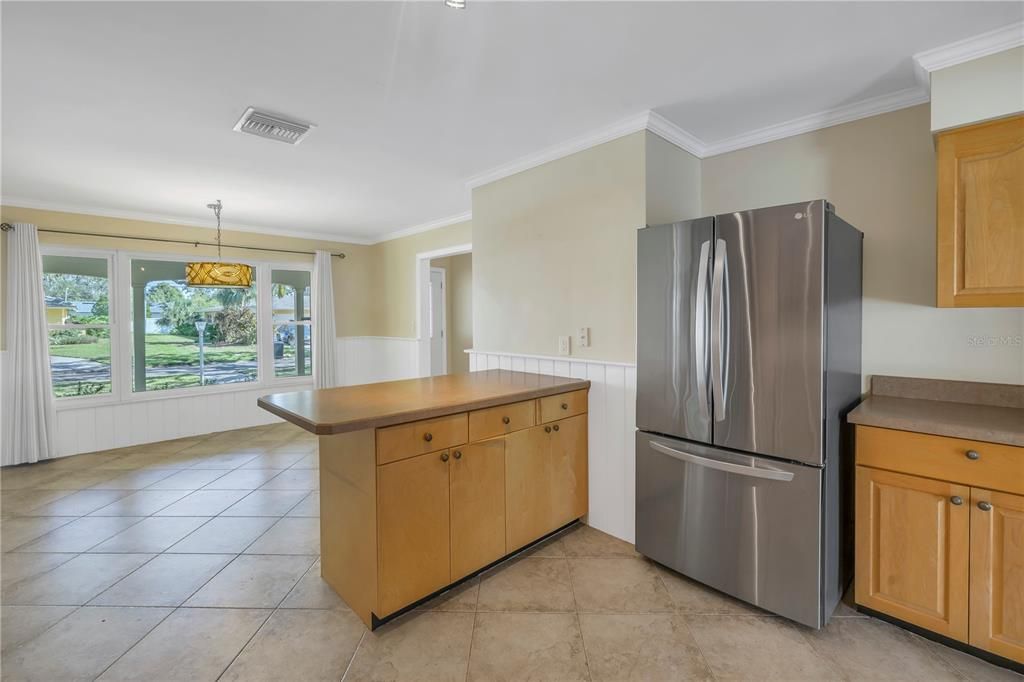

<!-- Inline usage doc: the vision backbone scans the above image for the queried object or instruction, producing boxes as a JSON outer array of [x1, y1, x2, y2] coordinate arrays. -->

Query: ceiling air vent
[[233, 107, 315, 145]]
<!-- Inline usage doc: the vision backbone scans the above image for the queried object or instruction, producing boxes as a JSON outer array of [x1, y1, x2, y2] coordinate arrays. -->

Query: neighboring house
[[45, 296, 95, 324]]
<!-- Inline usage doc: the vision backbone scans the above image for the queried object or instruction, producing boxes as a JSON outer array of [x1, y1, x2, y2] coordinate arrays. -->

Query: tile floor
[[1, 422, 1020, 681]]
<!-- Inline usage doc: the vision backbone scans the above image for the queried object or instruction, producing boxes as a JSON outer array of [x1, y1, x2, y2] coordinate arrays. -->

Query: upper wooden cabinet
[[936, 114, 1024, 307]]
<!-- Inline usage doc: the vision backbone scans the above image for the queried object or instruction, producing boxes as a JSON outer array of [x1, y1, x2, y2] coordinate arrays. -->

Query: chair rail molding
[[468, 349, 637, 544]]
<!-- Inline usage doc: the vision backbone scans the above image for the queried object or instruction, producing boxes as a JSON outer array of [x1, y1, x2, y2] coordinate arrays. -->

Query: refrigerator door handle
[[694, 240, 711, 421], [650, 441, 795, 482], [710, 238, 728, 421]]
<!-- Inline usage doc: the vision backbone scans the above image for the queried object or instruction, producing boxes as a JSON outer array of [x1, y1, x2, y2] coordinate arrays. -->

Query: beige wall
[[930, 47, 1024, 131], [0, 205, 374, 349], [367, 220, 472, 338], [644, 130, 702, 225], [702, 104, 1024, 385], [472, 131, 646, 362], [429, 252, 473, 373]]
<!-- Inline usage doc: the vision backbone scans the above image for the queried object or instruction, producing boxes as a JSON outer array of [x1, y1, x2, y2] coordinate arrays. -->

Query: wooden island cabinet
[[259, 371, 589, 628]]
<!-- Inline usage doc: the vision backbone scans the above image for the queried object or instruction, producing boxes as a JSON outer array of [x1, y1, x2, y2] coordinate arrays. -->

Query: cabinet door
[[505, 425, 553, 550], [855, 466, 970, 641], [450, 440, 506, 580], [937, 114, 1024, 308], [970, 488, 1024, 663], [549, 414, 588, 528], [377, 450, 451, 616]]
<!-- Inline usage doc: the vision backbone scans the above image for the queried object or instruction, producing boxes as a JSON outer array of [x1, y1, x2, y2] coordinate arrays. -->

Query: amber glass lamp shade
[[185, 261, 254, 288]]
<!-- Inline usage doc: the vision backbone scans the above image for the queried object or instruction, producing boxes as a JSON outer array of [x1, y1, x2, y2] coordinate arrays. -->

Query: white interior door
[[429, 268, 447, 376]]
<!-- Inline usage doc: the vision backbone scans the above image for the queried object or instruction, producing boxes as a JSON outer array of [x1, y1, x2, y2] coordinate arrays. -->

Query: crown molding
[[700, 86, 930, 157], [914, 21, 1024, 75], [371, 211, 473, 244], [644, 111, 708, 157], [0, 196, 375, 245]]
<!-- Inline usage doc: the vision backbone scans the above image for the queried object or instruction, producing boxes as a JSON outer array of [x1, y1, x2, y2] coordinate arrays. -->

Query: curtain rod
[[0, 223, 346, 259]]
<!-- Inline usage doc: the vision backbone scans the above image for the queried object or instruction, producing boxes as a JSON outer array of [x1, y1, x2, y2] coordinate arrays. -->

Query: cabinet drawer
[[376, 413, 468, 465], [469, 400, 536, 441], [538, 390, 588, 424], [856, 426, 1024, 496]]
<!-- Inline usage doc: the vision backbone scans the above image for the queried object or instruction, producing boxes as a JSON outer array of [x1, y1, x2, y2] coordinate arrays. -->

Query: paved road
[[51, 355, 260, 387]]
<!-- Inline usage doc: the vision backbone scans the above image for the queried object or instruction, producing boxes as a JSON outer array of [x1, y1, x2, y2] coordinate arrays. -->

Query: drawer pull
[[553, 424, 560, 432], [544, 426, 552, 433], [453, 450, 462, 460], [502, 416, 511, 425], [978, 501, 992, 512], [950, 496, 963, 506], [440, 452, 449, 462], [965, 450, 980, 460], [424, 433, 433, 443], [561, 403, 568, 410]]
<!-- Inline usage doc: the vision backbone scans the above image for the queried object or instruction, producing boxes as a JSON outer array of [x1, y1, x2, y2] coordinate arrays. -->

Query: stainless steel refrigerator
[[635, 199, 862, 628]]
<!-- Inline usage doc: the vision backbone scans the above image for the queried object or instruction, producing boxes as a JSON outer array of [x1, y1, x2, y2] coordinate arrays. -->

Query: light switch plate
[[558, 335, 571, 356], [577, 327, 590, 348]]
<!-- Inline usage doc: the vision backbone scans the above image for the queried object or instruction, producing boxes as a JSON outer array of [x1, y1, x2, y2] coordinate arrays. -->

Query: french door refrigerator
[[636, 200, 863, 628]]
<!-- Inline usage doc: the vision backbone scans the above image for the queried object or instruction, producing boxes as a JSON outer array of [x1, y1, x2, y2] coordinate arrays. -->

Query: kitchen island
[[258, 370, 590, 628]]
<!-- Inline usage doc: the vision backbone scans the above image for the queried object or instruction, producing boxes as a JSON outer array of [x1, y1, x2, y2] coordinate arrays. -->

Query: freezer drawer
[[636, 431, 824, 628]]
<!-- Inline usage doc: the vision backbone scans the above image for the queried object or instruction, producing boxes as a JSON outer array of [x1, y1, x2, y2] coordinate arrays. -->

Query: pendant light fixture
[[185, 200, 254, 288]]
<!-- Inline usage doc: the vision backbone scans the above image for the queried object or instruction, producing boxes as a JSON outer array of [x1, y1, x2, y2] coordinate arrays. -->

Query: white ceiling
[[3, 2, 1021, 243]]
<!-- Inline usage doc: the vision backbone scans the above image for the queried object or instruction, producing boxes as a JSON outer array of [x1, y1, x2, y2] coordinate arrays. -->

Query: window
[[271, 269, 312, 377], [43, 255, 113, 397], [130, 259, 258, 392]]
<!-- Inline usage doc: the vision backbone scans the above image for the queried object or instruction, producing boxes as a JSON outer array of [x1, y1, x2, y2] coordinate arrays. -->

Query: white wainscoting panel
[[468, 350, 637, 544], [337, 336, 423, 386]]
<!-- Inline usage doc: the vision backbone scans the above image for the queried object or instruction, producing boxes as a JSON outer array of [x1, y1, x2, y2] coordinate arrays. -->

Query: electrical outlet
[[577, 327, 590, 348], [558, 335, 571, 356]]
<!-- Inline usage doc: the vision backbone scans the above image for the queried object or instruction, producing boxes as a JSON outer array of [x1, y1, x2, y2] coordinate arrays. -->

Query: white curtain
[[2, 224, 56, 465], [312, 250, 338, 389]]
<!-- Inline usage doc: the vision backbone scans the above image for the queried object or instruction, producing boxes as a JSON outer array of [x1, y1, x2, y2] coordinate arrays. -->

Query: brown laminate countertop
[[258, 370, 590, 435], [848, 376, 1024, 447]]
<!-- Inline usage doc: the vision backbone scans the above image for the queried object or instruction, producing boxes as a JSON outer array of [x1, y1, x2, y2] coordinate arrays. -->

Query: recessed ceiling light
[[443, 0, 466, 8]]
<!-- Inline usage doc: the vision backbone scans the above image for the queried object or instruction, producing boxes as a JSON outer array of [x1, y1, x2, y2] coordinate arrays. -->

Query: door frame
[[414, 242, 472, 377], [429, 266, 448, 376]]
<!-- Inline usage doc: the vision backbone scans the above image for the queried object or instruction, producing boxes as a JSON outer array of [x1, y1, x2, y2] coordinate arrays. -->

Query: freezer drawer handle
[[649, 441, 795, 482]]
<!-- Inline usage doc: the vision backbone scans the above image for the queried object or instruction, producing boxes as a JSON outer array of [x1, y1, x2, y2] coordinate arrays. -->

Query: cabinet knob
[[424, 433, 433, 443], [561, 403, 568, 410], [440, 452, 449, 462], [965, 450, 980, 461], [950, 496, 963, 506], [544, 426, 552, 433], [553, 424, 560, 432], [978, 501, 993, 512], [454, 450, 462, 460], [502, 416, 511, 425]]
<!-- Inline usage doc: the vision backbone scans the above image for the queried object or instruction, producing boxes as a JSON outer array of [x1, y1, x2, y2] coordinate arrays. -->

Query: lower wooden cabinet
[[450, 440, 506, 580], [855, 425, 1024, 664], [970, 488, 1024, 662], [550, 414, 588, 528]]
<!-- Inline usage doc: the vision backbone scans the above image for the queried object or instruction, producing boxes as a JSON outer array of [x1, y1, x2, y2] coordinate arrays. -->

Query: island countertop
[[257, 370, 591, 435]]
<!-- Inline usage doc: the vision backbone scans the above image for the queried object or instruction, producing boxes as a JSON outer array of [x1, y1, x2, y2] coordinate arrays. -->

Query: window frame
[[268, 263, 314, 380], [40, 244, 317, 409]]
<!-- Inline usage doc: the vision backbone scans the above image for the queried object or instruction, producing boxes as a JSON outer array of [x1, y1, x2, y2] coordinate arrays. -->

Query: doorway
[[429, 267, 447, 376], [416, 243, 472, 377]]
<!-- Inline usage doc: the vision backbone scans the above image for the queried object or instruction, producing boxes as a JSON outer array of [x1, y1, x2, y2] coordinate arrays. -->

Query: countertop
[[848, 376, 1024, 447], [257, 370, 591, 435]]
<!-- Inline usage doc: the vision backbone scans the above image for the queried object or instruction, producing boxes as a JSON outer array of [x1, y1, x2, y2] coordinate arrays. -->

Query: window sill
[[53, 376, 315, 411]]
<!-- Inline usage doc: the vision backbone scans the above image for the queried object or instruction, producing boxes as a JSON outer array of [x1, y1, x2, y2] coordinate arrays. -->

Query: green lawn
[[49, 334, 257, 366]]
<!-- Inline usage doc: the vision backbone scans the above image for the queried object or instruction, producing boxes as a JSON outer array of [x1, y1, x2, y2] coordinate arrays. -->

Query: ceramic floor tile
[[803, 616, 964, 680], [240, 452, 306, 469], [569, 557, 673, 614], [345, 611, 474, 682], [3, 553, 154, 605], [478, 557, 575, 612], [244, 516, 320, 554], [1, 552, 77, 593], [0, 516, 76, 551], [417, 577, 480, 613], [90, 553, 234, 607], [0, 604, 77, 653], [145, 468, 231, 490], [917, 633, 1024, 681], [519, 532, 568, 558], [184, 554, 316, 608], [188, 452, 261, 469], [558, 524, 640, 558], [166, 516, 277, 554], [1, 467, 63, 490], [153, 489, 249, 516], [13, 516, 144, 553], [2, 606, 171, 681], [288, 453, 319, 469], [0, 489, 74, 515], [201, 468, 282, 490], [88, 468, 178, 490], [221, 490, 308, 517], [98, 607, 270, 681], [221, 608, 365, 682], [286, 491, 320, 517], [579, 613, 713, 681], [258, 469, 318, 490], [88, 517, 212, 553], [87, 489, 191, 516], [685, 615, 842, 680], [35, 470, 123, 490], [279, 559, 350, 610], [467, 612, 590, 682], [27, 489, 133, 516], [657, 566, 767, 615]]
